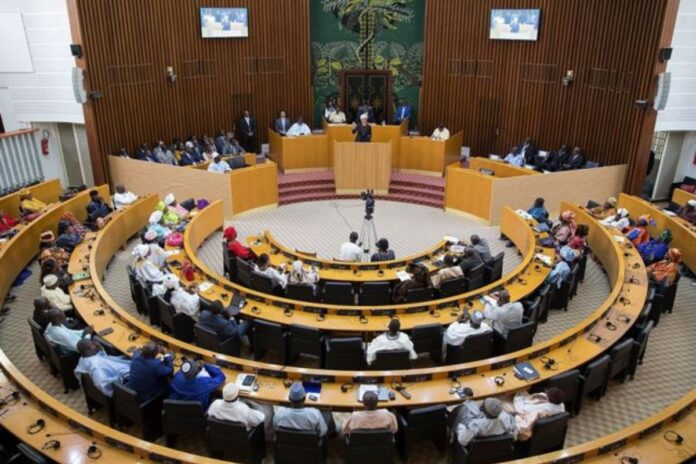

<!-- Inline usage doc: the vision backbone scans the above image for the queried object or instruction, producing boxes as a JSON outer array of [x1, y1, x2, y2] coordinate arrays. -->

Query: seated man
[[274, 382, 328, 437], [328, 104, 347, 124], [343, 390, 398, 436], [431, 123, 450, 141], [19, 189, 47, 214], [483, 289, 523, 337], [198, 300, 249, 343], [202, 144, 219, 162], [113, 185, 138, 210], [340, 232, 363, 262], [142, 229, 176, 268], [677, 199, 696, 225], [223, 226, 256, 260], [458, 248, 484, 275], [74, 339, 130, 397], [179, 143, 198, 166], [32, 297, 54, 330], [288, 260, 320, 292], [366, 319, 418, 366], [151, 273, 179, 300], [370, 238, 395, 262], [540, 145, 569, 172], [208, 154, 231, 173], [504, 147, 525, 167], [128, 342, 174, 402], [253, 253, 288, 289], [208, 383, 266, 430], [432, 254, 463, 289], [453, 397, 517, 447], [287, 116, 311, 137], [275, 111, 292, 136], [55, 221, 83, 253], [169, 359, 225, 409], [590, 197, 617, 219], [646, 248, 681, 286], [627, 215, 653, 246], [41, 274, 73, 311], [600, 208, 630, 231], [394, 99, 412, 125], [0, 209, 18, 233], [511, 388, 566, 441], [393, 263, 432, 303], [44, 308, 93, 354], [637, 229, 672, 265], [38, 231, 70, 269], [442, 310, 492, 357], [170, 283, 201, 318], [527, 198, 549, 224], [470, 235, 492, 263], [131, 244, 167, 286], [517, 138, 538, 166], [560, 147, 586, 170], [86, 190, 112, 229]]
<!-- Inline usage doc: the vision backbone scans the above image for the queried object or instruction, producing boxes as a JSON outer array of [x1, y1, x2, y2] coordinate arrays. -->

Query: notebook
[[513, 362, 540, 381], [356, 385, 390, 402]]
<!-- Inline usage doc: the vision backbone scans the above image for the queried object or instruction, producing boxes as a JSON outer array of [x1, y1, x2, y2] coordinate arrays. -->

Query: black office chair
[[576, 354, 611, 414], [372, 349, 411, 370], [464, 264, 485, 291], [345, 429, 395, 464], [206, 417, 266, 464], [112, 382, 165, 441], [250, 271, 276, 294], [274, 427, 327, 464], [323, 337, 365, 370], [194, 324, 240, 356], [7, 443, 48, 464], [549, 268, 575, 311], [360, 281, 392, 305], [44, 339, 79, 393], [286, 283, 317, 302], [536, 283, 553, 323], [28, 318, 48, 361], [405, 286, 434, 303], [126, 265, 139, 301], [236, 257, 253, 287], [157, 296, 175, 334], [494, 321, 536, 355], [173, 313, 195, 343], [410, 324, 442, 364], [252, 319, 289, 363], [517, 412, 569, 457], [539, 369, 581, 417], [483, 252, 504, 284], [452, 433, 515, 464], [576, 248, 589, 283], [323, 281, 355, 305], [608, 338, 634, 383], [445, 331, 494, 364], [131, 275, 147, 316], [179, 198, 196, 211], [439, 276, 467, 297], [161, 400, 206, 447], [139, 285, 159, 327], [79, 373, 116, 426], [522, 296, 541, 324], [396, 405, 447, 461], [628, 320, 654, 379], [289, 324, 325, 365]]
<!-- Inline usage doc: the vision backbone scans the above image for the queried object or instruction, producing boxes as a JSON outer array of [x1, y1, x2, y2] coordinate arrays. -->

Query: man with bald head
[[452, 397, 517, 446], [483, 289, 523, 337], [44, 308, 93, 354], [74, 339, 131, 397], [128, 342, 174, 402], [343, 390, 398, 435]]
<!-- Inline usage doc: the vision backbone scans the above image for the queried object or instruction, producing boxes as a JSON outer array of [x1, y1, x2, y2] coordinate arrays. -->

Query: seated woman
[[154, 201, 181, 227], [370, 238, 395, 262], [568, 224, 589, 252], [0, 209, 19, 234], [147, 211, 171, 242], [552, 211, 577, 247], [527, 198, 549, 225], [60, 212, 89, 239], [163, 194, 190, 221], [393, 263, 431, 303], [55, 221, 83, 253], [600, 208, 631, 231], [40, 258, 72, 293], [19, 189, 47, 214], [39, 231, 71, 269], [637, 229, 672, 265], [626, 215, 653, 246], [223, 226, 256, 260], [288, 260, 319, 292], [646, 248, 681, 286], [253, 253, 288, 289]]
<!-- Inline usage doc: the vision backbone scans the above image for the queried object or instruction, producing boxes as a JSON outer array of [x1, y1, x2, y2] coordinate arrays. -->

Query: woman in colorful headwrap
[[627, 215, 653, 246], [18, 189, 47, 214], [590, 197, 617, 219], [568, 224, 589, 252], [60, 211, 88, 238], [223, 226, 256, 260], [646, 248, 681, 286], [637, 229, 672, 265], [552, 211, 577, 246], [147, 211, 171, 241], [154, 201, 181, 226], [164, 193, 190, 221], [38, 231, 71, 269], [288, 260, 320, 293]]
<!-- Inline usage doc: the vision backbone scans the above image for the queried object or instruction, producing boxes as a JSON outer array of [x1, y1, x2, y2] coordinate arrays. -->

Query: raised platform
[[278, 171, 445, 208]]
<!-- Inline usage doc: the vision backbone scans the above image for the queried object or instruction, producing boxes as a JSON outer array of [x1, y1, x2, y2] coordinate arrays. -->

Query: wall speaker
[[71, 67, 87, 104], [654, 72, 671, 111], [70, 44, 82, 58], [659, 47, 673, 62]]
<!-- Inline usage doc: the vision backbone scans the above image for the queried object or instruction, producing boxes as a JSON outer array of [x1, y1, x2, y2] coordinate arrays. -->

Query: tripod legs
[[359, 217, 378, 258]]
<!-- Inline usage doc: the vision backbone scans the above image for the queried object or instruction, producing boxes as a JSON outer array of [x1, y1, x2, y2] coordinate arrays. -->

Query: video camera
[[361, 190, 375, 220]]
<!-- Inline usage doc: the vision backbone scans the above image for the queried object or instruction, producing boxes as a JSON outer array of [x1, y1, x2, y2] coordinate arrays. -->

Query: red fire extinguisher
[[41, 129, 50, 156]]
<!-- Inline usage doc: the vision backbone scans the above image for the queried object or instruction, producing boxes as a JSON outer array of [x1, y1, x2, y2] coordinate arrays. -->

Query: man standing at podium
[[352, 114, 372, 143], [394, 99, 412, 125], [274, 111, 291, 136]]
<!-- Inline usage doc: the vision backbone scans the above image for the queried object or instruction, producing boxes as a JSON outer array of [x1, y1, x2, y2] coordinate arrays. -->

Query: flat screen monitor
[[200, 7, 248, 38], [490, 9, 541, 41]]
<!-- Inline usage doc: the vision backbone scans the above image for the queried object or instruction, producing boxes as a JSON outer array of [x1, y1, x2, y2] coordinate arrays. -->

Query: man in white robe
[[510, 388, 566, 441], [113, 185, 138, 210], [170, 284, 201, 318], [132, 244, 167, 285], [366, 319, 417, 365], [442, 310, 492, 358], [453, 398, 517, 447], [600, 208, 630, 231], [253, 253, 288, 289]]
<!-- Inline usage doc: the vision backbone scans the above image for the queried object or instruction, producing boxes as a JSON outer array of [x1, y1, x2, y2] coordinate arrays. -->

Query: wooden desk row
[[69, 197, 645, 411], [617, 193, 696, 272], [185, 200, 553, 326], [671, 187, 696, 208], [0, 178, 62, 219]]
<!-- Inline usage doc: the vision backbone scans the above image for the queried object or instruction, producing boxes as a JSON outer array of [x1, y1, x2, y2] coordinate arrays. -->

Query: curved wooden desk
[[0, 178, 62, 219], [70, 197, 645, 410], [248, 230, 450, 282], [617, 193, 696, 272], [189, 201, 554, 325], [672, 187, 696, 208]]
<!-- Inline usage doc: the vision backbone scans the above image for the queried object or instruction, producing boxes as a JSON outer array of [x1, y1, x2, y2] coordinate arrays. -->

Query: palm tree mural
[[322, 0, 415, 69]]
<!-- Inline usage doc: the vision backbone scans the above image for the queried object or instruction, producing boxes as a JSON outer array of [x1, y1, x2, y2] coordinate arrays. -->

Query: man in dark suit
[[394, 99, 413, 125], [540, 145, 570, 172], [198, 300, 249, 344], [352, 114, 372, 142], [355, 99, 375, 123], [517, 137, 538, 166], [237, 110, 256, 153], [561, 147, 586, 170], [274, 110, 291, 136]]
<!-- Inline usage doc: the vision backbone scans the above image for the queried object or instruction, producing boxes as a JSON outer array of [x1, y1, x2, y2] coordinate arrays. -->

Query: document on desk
[[662, 209, 677, 217], [444, 235, 460, 244], [357, 385, 390, 402], [396, 270, 412, 281], [534, 253, 552, 266], [450, 245, 466, 254]]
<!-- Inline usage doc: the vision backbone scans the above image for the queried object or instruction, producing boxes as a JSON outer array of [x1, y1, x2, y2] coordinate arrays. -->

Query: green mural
[[310, 0, 425, 127]]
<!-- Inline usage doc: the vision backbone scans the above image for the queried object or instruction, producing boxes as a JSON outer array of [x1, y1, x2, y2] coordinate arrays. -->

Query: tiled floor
[[2, 199, 695, 463]]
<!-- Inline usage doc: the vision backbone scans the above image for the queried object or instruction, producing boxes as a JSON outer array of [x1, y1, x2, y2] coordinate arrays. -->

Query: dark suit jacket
[[238, 117, 256, 136], [517, 143, 538, 165], [274, 118, 291, 135], [198, 310, 241, 342], [352, 123, 372, 142], [459, 253, 483, 275], [394, 105, 413, 123], [564, 153, 586, 170], [355, 106, 376, 123]]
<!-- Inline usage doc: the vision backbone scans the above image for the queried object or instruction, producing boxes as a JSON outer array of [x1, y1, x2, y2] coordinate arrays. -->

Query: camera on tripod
[[361, 189, 375, 220]]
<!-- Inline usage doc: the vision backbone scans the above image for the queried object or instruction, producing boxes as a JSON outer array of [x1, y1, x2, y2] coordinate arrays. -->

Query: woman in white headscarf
[[132, 244, 167, 285], [164, 193, 189, 220], [147, 211, 171, 241], [288, 260, 320, 291], [151, 273, 179, 300]]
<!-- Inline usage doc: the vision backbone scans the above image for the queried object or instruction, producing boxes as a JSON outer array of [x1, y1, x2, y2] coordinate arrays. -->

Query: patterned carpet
[[1, 199, 695, 463]]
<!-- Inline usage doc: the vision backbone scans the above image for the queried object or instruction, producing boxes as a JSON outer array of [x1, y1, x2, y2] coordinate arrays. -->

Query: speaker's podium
[[333, 141, 392, 195]]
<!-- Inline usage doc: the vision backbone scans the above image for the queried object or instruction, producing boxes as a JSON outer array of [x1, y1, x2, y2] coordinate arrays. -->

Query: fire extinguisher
[[41, 130, 50, 156]]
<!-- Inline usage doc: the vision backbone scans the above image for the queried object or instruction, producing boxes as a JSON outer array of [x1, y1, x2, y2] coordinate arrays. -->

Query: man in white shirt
[[504, 147, 525, 167], [431, 254, 463, 289], [600, 208, 630, 231], [366, 319, 418, 365], [208, 383, 266, 430], [113, 184, 138, 210], [208, 155, 231, 173], [274, 383, 328, 437], [170, 284, 201, 318], [41, 274, 73, 311], [431, 123, 450, 141], [483, 289, 524, 337], [202, 144, 219, 162], [151, 273, 179, 299], [253, 253, 288, 289], [287, 116, 312, 137], [510, 388, 566, 441], [328, 104, 347, 124], [340, 232, 363, 262], [442, 310, 492, 357]]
